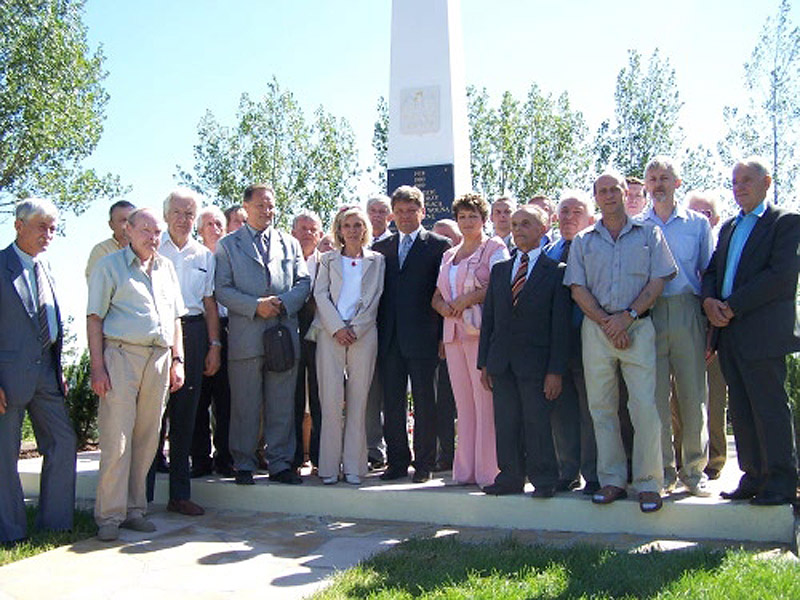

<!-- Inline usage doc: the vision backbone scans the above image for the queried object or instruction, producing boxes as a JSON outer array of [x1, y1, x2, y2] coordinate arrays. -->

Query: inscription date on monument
[[387, 164, 454, 229]]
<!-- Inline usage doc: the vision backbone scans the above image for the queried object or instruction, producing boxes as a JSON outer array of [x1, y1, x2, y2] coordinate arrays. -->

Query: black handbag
[[263, 322, 295, 372]]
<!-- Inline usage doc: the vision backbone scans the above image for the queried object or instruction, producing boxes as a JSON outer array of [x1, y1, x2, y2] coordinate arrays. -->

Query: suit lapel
[[736, 205, 775, 275], [715, 220, 734, 295], [402, 230, 425, 271], [518, 255, 548, 302], [329, 251, 344, 301], [5, 247, 36, 317], [237, 227, 263, 267]]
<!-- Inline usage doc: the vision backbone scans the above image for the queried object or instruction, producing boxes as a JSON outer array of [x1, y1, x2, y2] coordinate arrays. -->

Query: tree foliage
[[178, 78, 360, 227], [467, 85, 592, 200], [593, 49, 684, 178], [368, 95, 388, 192], [0, 0, 126, 215], [718, 0, 800, 204]]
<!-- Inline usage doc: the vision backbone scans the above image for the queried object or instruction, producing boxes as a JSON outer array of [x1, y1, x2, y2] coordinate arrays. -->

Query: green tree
[[0, 0, 126, 215], [594, 49, 684, 178], [368, 96, 388, 192], [718, 0, 799, 205], [681, 143, 725, 192], [466, 86, 498, 198], [177, 78, 360, 227]]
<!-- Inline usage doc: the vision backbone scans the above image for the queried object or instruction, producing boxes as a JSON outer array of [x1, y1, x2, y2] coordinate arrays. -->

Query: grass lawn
[[313, 537, 800, 599], [0, 506, 96, 567]]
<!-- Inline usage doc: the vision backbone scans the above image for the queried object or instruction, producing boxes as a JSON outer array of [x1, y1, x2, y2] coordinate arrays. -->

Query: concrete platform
[[18, 444, 798, 547]]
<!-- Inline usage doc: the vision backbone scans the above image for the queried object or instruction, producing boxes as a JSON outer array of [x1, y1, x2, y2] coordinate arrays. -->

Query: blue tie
[[399, 235, 413, 269]]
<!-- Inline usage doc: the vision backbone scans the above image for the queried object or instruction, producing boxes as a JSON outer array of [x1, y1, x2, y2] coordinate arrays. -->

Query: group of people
[[1, 153, 798, 547]]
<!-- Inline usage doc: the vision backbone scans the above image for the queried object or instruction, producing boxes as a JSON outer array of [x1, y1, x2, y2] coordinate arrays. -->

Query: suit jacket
[[0, 245, 64, 406], [478, 253, 570, 377], [373, 229, 451, 359], [701, 203, 800, 359], [309, 248, 385, 340], [215, 226, 310, 361]]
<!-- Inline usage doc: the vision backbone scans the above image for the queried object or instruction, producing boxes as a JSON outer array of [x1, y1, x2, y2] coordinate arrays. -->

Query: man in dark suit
[[702, 157, 800, 506], [215, 184, 310, 486], [478, 205, 570, 497], [0, 198, 76, 546], [373, 185, 450, 483]]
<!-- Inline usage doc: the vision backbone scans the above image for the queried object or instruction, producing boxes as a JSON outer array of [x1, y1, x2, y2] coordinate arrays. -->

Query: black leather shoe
[[531, 486, 555, 498], [215, 463, 236, 478], [380, 466, 408, 481], [555, 478, 581, 492], [482, 483, 522, 496], [271, 469, 303, 484], [190, 465, 213, 478], [235, 470, 254, 485], [750, 492, 794, 506], [720, 487, 759, 500], [582, 481, 601, 495], [368, 458, 387, 471], [412, 469, 431, 483]]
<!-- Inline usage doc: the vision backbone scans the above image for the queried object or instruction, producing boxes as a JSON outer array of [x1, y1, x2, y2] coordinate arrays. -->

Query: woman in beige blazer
[[310, 206, 385, 484]]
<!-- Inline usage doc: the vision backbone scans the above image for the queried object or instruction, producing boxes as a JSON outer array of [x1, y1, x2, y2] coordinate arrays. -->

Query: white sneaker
[[686, 480, 713, 498], [322, 476, 338, 485], [345, 474, 361, 485]]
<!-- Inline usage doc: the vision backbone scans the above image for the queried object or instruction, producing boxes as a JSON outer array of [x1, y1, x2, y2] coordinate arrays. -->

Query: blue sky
[[1, 0, 792, 351]]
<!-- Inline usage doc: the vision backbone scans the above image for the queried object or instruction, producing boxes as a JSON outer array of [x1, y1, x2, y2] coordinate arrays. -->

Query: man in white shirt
[[147, 188, 220, 516]]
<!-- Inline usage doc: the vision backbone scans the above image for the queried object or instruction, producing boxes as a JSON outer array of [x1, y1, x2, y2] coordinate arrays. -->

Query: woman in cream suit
[[432, 194, 508, 487], [310, 206, 385, 484]]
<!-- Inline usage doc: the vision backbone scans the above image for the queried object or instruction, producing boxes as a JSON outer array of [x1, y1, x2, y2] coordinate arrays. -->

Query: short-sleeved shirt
[[638, 205, 713, 297], [85, 237, 124, 281], [564, 217, 677, 313], [159, 233, 215, 316], [87, 246, 186, 347]]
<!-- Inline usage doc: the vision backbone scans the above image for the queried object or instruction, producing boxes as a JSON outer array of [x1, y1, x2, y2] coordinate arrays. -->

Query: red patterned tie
[[511, 252, 529, 306]]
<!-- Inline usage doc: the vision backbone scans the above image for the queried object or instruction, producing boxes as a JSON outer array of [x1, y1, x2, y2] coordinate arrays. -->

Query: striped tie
[[34, 261, 53, 349], [511, 252, 529, 306]]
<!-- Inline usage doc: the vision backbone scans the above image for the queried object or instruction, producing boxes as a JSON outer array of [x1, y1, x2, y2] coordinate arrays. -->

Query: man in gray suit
[[0, 198, 76, 546], [215, 184, 310, 485]]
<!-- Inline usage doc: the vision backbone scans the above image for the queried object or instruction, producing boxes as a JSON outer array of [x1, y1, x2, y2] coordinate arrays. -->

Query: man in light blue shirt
[[641, 156, 714, 497]]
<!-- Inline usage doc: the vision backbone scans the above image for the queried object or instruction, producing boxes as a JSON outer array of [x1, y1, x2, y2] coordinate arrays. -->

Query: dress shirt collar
[[591, 215, 642, 243], [734, 199, 767, 224], [245, 223, 270, 239], [398, 226, 422, 247], [12, 242, 36, 268], [160, 231, 193, 253], [643, 203, 688, 227]]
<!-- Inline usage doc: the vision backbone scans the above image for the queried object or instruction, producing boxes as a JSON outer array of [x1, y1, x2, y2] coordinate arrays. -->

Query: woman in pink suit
[[432, 194, 509, 486], [309, 206, 385, 485]]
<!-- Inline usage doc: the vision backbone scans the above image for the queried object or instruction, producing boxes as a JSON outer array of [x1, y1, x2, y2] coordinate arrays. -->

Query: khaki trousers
[[582, 318, 663, 492], [95, 341, 170, 526], [316, 327, 377, 478], [652, 294, 709, 487]]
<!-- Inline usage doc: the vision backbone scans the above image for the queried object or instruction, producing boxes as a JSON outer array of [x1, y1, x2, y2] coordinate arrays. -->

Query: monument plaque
[[387, 164, 454, 228]]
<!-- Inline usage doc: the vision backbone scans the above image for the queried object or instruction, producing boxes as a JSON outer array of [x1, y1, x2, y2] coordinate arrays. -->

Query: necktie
[[34, 261, 53, 349], [561, 239, 571, 263], [255, 231, 272, 289], [399, 235, 413, 269], [511, 252, 529, 306]]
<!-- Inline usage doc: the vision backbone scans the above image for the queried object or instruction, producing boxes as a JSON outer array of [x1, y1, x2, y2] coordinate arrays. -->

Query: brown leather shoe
[[592, 485, 628, 504], [167, 498, 205, 516], [638, 491, 663, 513]]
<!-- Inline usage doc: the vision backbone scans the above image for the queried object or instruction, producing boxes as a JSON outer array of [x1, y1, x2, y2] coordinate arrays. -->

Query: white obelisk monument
[[386, 0, 471, 226]]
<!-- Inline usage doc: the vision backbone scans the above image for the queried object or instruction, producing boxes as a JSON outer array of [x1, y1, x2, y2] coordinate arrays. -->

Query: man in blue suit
[[0, 198, 76, 546]]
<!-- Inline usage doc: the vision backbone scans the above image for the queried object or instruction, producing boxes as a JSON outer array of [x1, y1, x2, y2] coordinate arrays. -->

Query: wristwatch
[[625, 307, 639, 320], [172, 356, 184, 364]]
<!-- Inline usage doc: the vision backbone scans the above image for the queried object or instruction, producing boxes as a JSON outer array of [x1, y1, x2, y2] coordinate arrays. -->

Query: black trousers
[[191, 318, 232, 471], [491, 366, 558, 490], [435, 358, 455, 465], [292, 338, 321, 469], [147, 317, 206, 501], [718, 331, 798, 497], [380, 339, 439, 473]]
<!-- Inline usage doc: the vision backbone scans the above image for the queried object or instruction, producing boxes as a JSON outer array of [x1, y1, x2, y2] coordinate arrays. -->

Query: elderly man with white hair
[[0, 198, 76, 546], [146, 188, 220, 516]]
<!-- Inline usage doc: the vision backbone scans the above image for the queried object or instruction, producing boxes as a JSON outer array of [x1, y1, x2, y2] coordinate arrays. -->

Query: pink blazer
[[436, 236, 507, 343]]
